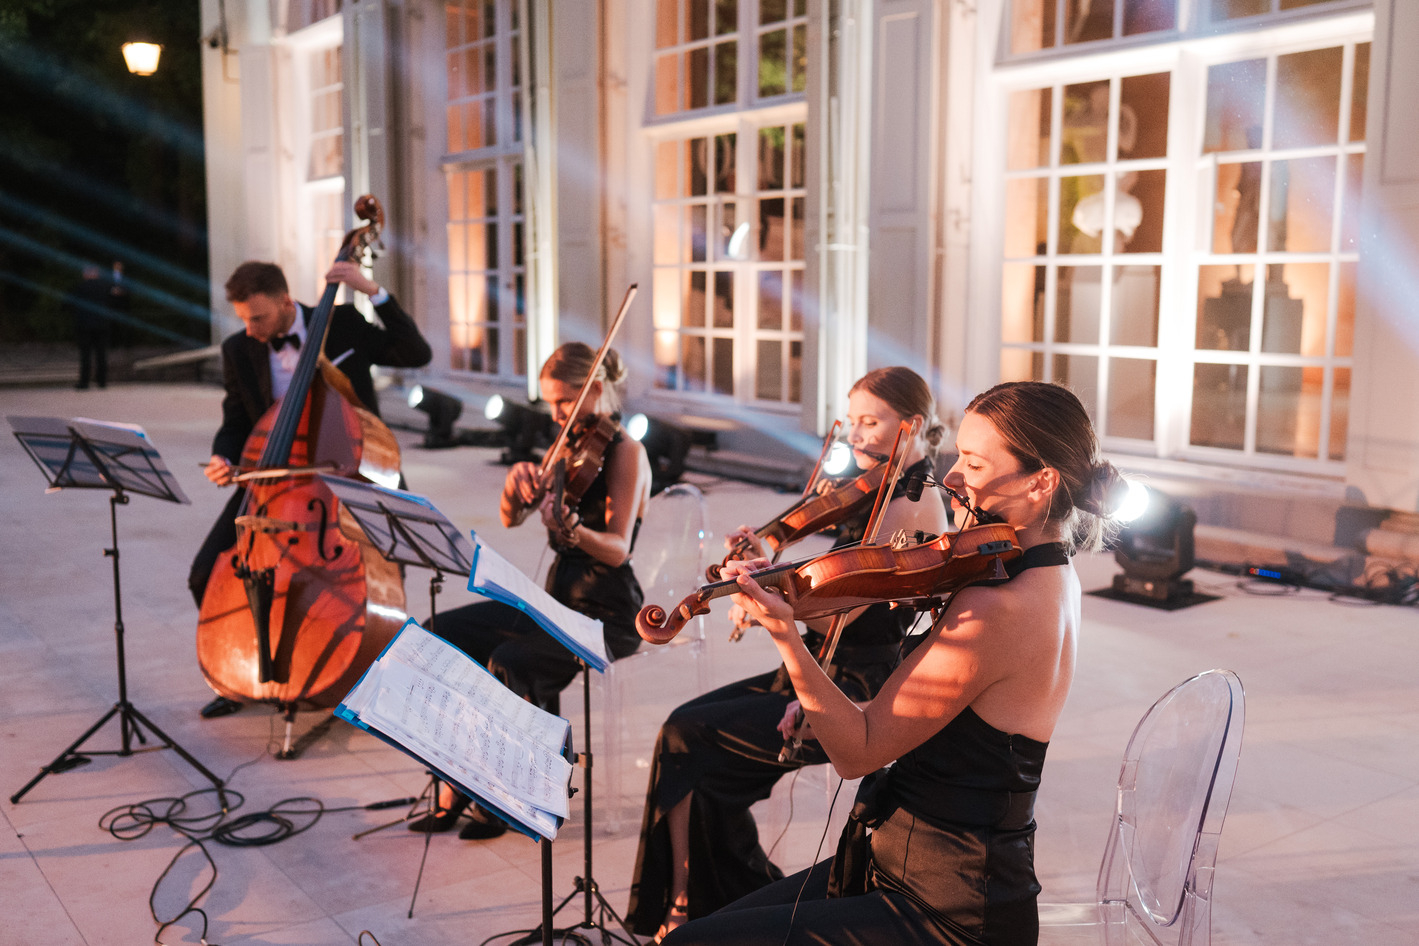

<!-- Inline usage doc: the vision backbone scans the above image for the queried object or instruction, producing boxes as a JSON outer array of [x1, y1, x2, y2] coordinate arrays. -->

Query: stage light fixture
[[627, 412, 693, 496], [485, 394, 551, 465], [1109, 484, 1200, 607], [408, 385, 464, 449], [822, 441, 853, 477]]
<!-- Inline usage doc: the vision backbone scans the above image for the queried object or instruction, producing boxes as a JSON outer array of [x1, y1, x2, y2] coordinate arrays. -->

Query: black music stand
[[466, 533, 637, 946], [318, 475, 478, 910], [7, 416, 227, 806], [316, 475, 474, 632], [336, 619, 575, 946], [507, 659, 636, 946]]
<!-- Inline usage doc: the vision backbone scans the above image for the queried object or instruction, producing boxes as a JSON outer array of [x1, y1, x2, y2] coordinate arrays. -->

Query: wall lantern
[[122, 41, 163, 76]]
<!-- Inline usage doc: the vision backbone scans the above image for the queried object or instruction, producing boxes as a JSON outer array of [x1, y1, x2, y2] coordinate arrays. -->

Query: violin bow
[[802, 420, 843, 499], [535, 284, 638, 483], [813, 417, 920, 672], [780, 419, 919, 763]]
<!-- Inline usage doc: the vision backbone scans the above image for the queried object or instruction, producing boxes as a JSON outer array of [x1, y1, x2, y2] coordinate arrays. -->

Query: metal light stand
[[8, 417, 226, 806]]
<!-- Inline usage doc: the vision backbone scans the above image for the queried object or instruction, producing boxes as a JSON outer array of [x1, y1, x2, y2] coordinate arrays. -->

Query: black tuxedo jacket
[[212, 295, 432, 461]]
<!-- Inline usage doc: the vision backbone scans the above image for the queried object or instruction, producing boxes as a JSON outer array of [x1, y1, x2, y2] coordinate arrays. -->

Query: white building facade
[[199, 0, 1419, 530]]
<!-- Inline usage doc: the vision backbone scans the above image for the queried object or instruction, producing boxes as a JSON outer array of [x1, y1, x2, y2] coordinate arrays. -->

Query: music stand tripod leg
[[9, 704, 119, 804], [514, 664, 637, 946], [11, 493, 227, 807]]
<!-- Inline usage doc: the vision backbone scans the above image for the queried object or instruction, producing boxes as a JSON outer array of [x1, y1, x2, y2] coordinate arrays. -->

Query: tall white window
[[306, 44, 346, 289], [1002, 72, 1171, 442], [993, 0, 1368, 470], [444, 0, 527, 377], [649, 0, 809, 407], [1190, 42, 1366, 461], [284, 9, 346, 301]]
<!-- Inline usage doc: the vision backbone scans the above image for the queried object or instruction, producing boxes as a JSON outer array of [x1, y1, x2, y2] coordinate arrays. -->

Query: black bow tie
[[270, 333, 301, 352]]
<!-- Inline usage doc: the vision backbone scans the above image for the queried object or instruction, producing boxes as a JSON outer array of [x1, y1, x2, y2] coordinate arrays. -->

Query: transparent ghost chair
[[1039, 668, 1246, 946], [593, 482, 711, 832]]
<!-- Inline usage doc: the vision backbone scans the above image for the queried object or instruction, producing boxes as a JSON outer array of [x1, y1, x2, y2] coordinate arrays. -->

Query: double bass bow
[[504, 284, 638, 529], [195, 195, 407, 713]]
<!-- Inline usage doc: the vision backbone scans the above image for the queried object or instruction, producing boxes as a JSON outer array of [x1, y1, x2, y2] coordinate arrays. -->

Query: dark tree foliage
[[0, 0, 210, 346]]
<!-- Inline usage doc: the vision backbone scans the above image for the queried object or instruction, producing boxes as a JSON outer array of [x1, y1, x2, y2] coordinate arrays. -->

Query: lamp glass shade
[[122, 42, 163, 75]]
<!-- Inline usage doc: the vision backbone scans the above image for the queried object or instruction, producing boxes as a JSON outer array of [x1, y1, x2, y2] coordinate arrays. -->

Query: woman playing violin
[[627, 367, 951, 941], [662, 381, 1127, 946], [409, 341, 651, 840]]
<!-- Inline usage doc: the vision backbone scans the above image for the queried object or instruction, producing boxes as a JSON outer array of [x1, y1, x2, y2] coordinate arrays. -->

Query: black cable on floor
[[100, 782, 426, 944]]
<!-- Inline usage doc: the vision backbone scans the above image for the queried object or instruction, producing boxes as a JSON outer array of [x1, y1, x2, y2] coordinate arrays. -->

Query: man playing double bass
[[188, 259, 432, 718]]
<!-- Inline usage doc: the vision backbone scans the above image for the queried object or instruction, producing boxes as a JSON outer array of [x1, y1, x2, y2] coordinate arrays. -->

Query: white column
[[1347, 0, 1419, 510]]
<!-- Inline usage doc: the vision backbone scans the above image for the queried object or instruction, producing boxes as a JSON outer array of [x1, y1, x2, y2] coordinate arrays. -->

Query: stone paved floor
[[2, 381, 1417, 945]]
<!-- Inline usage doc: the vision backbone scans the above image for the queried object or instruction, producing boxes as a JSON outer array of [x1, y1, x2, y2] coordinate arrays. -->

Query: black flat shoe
[[200, 696, 243, 718], [458, 814, 508, 840], [407, 793, 471, 833]]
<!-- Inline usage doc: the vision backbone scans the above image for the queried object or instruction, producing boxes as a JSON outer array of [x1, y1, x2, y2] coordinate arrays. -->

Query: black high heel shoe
[[407, 792, 471, 832], [457, 805, 508, 840]]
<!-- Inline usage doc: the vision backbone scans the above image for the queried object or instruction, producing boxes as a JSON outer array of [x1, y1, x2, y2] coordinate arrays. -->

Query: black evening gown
[[430, 442, 643, 714], [624, 604, 911, 935], [658, 543, 1070, 946], [625, 457, 938, 935]]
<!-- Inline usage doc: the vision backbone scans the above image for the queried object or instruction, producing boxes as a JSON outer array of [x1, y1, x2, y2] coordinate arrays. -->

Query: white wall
[[1347, 0, 1419, 511]]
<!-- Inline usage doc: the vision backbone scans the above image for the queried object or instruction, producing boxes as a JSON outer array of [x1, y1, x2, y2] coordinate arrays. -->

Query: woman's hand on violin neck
[[720, 557, 772, 578], [723, 525, 767, 561], [728, 570, 798, 641]]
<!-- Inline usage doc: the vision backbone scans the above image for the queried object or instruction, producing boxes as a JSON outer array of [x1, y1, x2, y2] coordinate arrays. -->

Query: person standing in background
[[63, 263, 117, 389]]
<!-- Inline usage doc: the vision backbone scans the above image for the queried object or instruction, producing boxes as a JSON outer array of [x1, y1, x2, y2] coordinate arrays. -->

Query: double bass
[[195, 196, 406, 713]]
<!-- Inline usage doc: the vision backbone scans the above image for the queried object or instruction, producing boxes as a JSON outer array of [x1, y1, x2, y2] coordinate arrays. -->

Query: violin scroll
[[636, 594, 716, 645]]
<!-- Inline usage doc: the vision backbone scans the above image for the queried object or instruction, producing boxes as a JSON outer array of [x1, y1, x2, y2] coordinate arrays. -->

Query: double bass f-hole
[[307, 496, 344, 561]]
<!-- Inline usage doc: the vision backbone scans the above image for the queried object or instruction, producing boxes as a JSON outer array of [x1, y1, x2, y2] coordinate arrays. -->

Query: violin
[[636, 521, 1022, 645], [708, 423, 893, 582], [195, 195, 406, 711], [505, 285, 638, 528], [638, 424, 1022, 646]]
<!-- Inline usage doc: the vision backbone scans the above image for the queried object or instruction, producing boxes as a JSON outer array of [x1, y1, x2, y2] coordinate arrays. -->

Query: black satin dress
[[625, 459, 934, 936], [660, 542, 1069, 946], [428, 442, 643, 715]]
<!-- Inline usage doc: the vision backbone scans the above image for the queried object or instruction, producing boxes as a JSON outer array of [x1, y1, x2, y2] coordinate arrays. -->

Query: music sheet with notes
[[467, 529, 610, 671], [336, 619, 574, 841]]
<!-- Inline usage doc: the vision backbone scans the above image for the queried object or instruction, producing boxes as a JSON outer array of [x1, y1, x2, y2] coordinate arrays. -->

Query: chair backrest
[[1096, 668, 1245, 946], [633, 482, 707, 628]]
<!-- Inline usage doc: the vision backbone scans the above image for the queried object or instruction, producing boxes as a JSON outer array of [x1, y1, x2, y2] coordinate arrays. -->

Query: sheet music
[[468, 529, 609, 671], [337, 620, 573, 840]]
